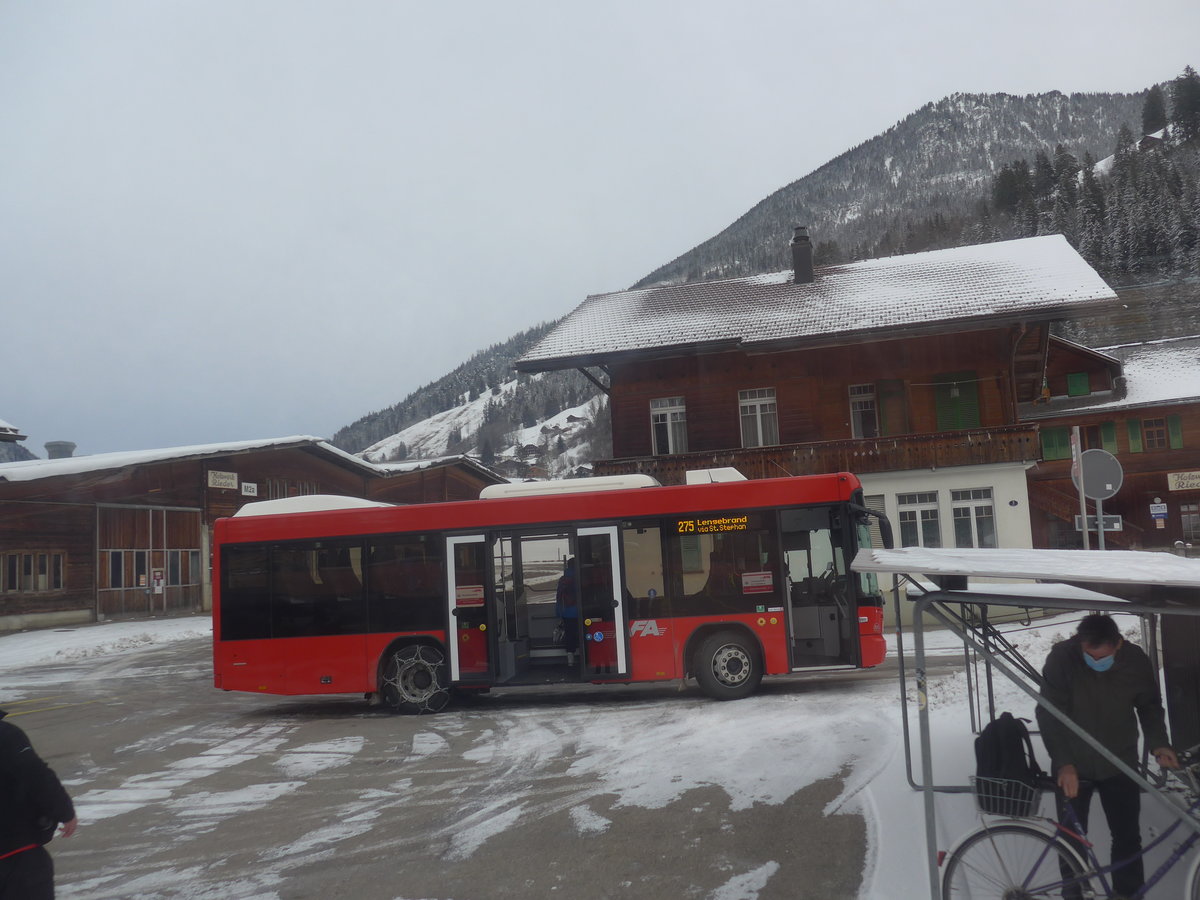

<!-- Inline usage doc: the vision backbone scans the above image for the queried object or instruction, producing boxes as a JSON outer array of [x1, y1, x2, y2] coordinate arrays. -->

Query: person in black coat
[[0, 709, 78, 900], [1037, 614, 1178, 899]]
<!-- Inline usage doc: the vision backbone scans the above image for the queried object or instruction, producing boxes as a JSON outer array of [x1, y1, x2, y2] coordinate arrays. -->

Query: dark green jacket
[[1036, 637, 1170, 781]]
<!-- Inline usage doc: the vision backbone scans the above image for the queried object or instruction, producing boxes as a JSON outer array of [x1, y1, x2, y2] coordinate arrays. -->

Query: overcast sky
[[3, 1, 1198, 457]]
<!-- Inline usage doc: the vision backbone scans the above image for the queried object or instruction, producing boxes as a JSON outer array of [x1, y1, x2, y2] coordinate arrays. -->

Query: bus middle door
[[576, 526, 629, 678], [446, 535, 492, 684]]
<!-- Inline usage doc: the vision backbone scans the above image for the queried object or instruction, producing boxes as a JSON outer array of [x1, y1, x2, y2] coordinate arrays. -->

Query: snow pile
[[0, 616, 210, 676]]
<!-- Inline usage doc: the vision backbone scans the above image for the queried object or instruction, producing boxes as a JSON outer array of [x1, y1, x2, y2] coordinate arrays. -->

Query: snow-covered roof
[[0, 418, 23, 441], [0, 436, 378, 483], [370, 454, 506, 482], [854, 547, 1200, 590], [1021, 334, 1200, 420], [518, 235, 1118, 371]]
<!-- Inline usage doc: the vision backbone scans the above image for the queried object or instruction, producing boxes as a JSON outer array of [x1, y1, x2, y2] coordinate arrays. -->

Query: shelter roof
[[518, 235, 1117, 371], [853, 546, 1200, 603]]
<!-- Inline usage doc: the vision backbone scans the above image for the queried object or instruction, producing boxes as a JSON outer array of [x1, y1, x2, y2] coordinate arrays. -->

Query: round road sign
[[1071, 448, 1124, 500]]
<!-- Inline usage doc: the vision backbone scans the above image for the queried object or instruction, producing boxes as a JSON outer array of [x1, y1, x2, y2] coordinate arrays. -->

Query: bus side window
[[621, 525, 665, 619], [221, 546, 271, 640], [365, 536, 445, 633]]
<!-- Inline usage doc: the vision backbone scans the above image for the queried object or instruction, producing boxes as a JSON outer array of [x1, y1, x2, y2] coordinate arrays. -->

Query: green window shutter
[[1168, 414, 1184, 449], [934, 372, 980, 431], [1066, 372, 1090, 397], [1040, 427, 1069, 461], [1100, 421, 1118, 454], [1127, 419, 1143, 453]]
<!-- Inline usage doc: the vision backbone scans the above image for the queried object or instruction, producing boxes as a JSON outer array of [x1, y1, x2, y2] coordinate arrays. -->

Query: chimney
[[45, 441, 76, 459], [790, 226, 814, 284]]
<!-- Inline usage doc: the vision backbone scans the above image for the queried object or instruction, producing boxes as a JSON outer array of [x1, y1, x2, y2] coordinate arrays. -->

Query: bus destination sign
[[676, 514, 749, 534]]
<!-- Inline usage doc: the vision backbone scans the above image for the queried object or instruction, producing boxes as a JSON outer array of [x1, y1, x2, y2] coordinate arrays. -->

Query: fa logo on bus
[[629, 620, 664, 637]]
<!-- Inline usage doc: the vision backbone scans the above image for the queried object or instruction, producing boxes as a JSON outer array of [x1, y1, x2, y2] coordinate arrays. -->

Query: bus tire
[[380, 644, 451, 714], [693, 629, 762, 701]]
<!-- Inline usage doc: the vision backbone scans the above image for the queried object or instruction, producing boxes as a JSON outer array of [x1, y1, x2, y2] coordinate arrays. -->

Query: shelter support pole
[[912, 593, 1200, 856]]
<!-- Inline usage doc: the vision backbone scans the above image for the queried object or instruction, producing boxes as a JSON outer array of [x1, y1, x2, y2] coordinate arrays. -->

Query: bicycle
[[941, 748, 1200, 899]]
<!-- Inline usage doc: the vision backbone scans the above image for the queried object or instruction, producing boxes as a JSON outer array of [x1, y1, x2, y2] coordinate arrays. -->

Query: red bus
[[212, 469, 891, 713]]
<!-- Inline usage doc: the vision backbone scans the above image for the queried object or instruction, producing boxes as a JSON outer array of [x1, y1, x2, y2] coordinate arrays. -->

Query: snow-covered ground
[[0, 612, 1192, 898]]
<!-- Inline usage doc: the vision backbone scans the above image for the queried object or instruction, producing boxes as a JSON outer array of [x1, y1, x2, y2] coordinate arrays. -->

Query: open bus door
[[446, 535, 491, 683], [575, 526, 630, 678]]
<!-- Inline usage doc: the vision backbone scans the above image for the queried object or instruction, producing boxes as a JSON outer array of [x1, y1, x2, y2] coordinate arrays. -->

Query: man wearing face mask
[[1037, 613, 1178, 899]]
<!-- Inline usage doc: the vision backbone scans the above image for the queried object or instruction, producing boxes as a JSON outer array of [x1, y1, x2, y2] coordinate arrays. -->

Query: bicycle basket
[[970, 776, 1042, 817]]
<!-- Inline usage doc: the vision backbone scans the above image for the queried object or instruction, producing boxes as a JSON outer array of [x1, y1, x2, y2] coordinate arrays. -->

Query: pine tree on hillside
[[1171, 66, 1200, 143], [1143, 84, 1168, 135], [1033, 150, 1057, 199]]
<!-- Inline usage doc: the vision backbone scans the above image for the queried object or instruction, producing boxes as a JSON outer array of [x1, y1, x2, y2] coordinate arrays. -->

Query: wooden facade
[[1027, 399, 1200, 551], [0, 442, 504, 631], [605, 328, 1034, 471]]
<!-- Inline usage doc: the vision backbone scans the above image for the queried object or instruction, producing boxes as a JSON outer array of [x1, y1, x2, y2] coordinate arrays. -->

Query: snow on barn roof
[[517, 235, 1117, 371], [0, 418, 24, 440], [0, 435, 378, 483], [1020, 334, 1200, 419]]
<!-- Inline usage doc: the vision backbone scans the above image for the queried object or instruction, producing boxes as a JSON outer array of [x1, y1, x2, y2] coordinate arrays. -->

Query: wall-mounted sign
[[1168, 471, 1200, 492], [207, 470, 239, 490], [151, 568, 165, 595], [1150, 502, 1169, 519], [241, 482, 259, 496]]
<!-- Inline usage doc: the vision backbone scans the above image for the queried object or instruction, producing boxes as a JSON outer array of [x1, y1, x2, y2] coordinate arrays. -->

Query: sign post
[[1071, 448, 1124, 551], [1070, 427, 1088, 550]]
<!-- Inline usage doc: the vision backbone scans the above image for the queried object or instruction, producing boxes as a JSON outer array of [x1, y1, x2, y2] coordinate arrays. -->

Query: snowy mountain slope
[[636, 90, 1147, 286]]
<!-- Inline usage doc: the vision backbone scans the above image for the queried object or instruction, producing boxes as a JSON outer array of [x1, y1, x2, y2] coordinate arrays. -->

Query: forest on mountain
[[333, 68, 1200, 469]]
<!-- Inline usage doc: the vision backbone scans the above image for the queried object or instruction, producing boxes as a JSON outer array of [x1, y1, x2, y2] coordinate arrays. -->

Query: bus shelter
[[851, 546, 1200, 900]]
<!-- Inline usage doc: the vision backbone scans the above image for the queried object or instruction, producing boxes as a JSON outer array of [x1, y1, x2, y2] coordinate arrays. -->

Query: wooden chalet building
[[517, 231, 1136, 553], [1022, 335, 1200, 551], [0, 437, 504, 632]]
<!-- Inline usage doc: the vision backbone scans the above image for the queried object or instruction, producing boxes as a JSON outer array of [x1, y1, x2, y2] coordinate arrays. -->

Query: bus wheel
[[381, 644, 450, 714], [694, 630, 762, 701]]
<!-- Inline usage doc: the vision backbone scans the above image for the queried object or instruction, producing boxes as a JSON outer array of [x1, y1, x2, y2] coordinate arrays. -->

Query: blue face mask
[[1083, 649, 1116, 672]]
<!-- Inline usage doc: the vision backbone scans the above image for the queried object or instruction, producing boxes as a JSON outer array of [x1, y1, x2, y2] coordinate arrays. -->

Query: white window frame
[[951, 487, 997, 548], [738, 388, 779, 448], [897, 491, 941, 548], [1183, 502, 1200, 543], [849, 383, 879, 439], [650, 397, 687, 455]]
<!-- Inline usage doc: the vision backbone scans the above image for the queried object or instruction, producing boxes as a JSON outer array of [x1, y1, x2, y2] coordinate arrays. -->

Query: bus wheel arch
[[377, 640, 451, 714], [688, 626, 764, 701]]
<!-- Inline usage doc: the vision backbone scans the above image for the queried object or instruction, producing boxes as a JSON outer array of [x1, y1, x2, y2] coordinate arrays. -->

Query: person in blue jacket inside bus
[[555, 557, 580, 665]]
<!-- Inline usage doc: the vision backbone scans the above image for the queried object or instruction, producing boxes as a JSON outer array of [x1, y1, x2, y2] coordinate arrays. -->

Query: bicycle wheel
[[942, 823, 1090, 899]]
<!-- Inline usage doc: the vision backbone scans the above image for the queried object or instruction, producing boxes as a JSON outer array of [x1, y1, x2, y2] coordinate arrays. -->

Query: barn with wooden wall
[[0, 437, 504, 632]]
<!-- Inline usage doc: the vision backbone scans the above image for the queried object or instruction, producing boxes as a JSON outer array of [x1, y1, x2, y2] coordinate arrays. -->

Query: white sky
[[3, 1, 1198, 456]]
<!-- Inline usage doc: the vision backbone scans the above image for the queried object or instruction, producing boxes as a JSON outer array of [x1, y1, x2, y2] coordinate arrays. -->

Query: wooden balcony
[[592, 424, 1042, 484]]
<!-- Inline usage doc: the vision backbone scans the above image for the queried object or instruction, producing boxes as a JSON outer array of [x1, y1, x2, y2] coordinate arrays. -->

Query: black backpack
[[974, 712, 1044, 816]]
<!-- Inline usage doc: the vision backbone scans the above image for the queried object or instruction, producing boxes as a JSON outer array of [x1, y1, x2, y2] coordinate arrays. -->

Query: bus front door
[[576, 527, 629, 678], [446, 535, 491, 683]]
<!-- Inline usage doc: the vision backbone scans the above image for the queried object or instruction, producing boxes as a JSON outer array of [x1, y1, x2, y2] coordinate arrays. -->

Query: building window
[[650, 397, 687, 455], [3, 552, 66, 593], [849, 384, 879, 438], [1143, 418, 1168, 451], [1128, 414, 1183, 453], [739, 388, 779, 448], [110, 551, 124, 588], [1040, 426, 1071, 461], [934, 372, 981, 431], [952, 488, 997, 548], [897, 492, 941, 548], [1081, 422, 1118, 453], [1183, 503, 1200, 543], [1066, 372, 1091, 397]]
